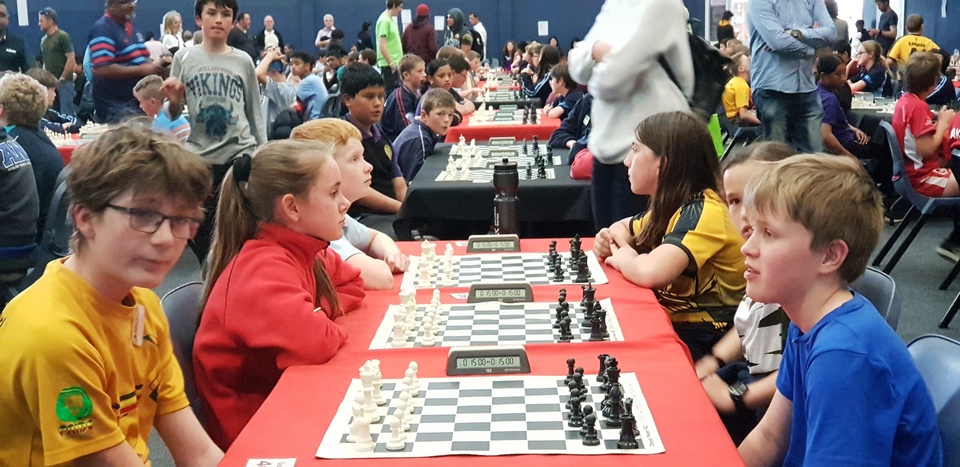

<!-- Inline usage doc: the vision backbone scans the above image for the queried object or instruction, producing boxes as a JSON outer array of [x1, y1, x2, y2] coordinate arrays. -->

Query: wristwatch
[[729, 381, 750, 413], [789, 29, 803, 40]]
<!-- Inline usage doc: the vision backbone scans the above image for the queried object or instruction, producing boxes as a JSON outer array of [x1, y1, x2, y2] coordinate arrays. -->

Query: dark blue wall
[[4, 0, 608, 62], [904, 0, 960, 54]]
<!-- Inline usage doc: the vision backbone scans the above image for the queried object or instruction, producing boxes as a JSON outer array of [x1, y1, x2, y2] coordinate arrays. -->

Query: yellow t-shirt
[[629, 189, 746, 325], [722, 76, 752, 120], [0, 259, 188, 466], [888, 35, 939, 65]]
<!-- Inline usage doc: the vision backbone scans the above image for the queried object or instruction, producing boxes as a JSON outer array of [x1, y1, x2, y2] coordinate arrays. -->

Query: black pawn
[[525, 162, 532, 179], [564, 358, 576, 384], [533, 135, 539, 152], [582, 413, 600, 446], [566, 380, 578, 409], [559, 317, 573, 342], [617, 397, 639, 449], [567, 389, 584, 427], [546, 147, 554, 164], [572, 372, 586, 400], [522, 139, 528, 154], [549, 240, 558, 253], [554, 304, 564, 329], [580, 405, 595, 436], [553, 261, 564, 281]]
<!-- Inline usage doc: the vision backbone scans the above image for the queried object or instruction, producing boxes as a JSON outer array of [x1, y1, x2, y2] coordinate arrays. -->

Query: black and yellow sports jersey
[[629, 189, 746, 326]]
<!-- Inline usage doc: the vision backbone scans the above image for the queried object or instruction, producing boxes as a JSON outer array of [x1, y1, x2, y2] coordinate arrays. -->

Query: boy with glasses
[[0, 123, 222, 466]]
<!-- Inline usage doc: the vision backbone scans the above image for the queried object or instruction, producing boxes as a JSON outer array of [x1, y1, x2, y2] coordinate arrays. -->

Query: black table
[[395, 144, 593, 239]]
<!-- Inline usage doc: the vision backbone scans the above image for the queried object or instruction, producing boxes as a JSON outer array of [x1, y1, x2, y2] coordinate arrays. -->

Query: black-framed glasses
[[106, 204, 202, 239]]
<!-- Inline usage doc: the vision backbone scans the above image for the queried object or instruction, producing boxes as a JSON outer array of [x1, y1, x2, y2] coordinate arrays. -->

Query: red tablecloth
[[57, 145, 76, 164], [221, 238, 743, 466], [445, 115, 562, 143]]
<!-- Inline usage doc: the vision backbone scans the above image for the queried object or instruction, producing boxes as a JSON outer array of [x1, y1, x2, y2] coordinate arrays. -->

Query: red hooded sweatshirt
[[194, 222, 365, 449]]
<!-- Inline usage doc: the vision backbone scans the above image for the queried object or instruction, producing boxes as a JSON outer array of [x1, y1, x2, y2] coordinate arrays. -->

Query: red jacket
[[402, 17, 438, 65], [193, 223, 365, 449]]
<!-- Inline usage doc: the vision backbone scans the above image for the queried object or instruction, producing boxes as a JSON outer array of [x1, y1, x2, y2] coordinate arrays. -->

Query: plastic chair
[[20, 166, 73, 290], [871, 121, 960, 275], [320, 93, 344, 119], [159, 281, 206, 424], [715, 106, 762, 159], [850, 267, 901, 331], [907, 334, 960, 466]]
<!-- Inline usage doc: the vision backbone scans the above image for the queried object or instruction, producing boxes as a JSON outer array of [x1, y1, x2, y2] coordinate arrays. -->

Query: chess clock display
[[466, 233, 521, 252], [446, 345, 531, 375], [467, 282, 533, 303], [488, 137, 516, 146]]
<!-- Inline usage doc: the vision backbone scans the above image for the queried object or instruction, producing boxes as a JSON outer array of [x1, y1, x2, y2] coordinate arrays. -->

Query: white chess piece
[[385, 416, 405, 450], [392, 408, 410, 437], [405, 368, 420, 396], [371, 370, 386, 406], [391, 321, 407, 348], [346, 392, 365, 442], [421, 321, 436, 346], [444, 243, 454, 258], [362, 386, 380, 424], [398, 391, 413, 421], [352, 416, 375, 452]]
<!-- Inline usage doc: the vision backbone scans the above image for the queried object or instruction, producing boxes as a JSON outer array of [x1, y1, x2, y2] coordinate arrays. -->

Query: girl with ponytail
[[194, 140, 365, 450]]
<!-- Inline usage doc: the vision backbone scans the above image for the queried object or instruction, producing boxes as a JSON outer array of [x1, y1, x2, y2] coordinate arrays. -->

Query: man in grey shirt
[[749, 0, 835, 152]]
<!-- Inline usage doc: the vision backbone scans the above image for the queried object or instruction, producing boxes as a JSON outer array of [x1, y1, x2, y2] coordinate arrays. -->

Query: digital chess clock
[[447, 345, 531, 375], [488, 137, 516, 146], [467, 282, 533, 303], [466, 234, 521, 252], [488, 149, 519, 159]]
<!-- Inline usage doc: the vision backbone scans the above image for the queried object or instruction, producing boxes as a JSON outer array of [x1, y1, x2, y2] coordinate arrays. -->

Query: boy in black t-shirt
[[341, 63, 406, 238]]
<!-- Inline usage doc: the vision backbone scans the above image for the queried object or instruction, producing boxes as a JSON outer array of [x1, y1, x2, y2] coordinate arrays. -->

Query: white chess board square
[[490, 402, 526, 414]]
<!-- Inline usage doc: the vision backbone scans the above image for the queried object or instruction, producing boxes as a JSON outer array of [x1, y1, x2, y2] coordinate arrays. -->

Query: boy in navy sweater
[[382, 54, 425, 140], [394, 88, 456, 181]]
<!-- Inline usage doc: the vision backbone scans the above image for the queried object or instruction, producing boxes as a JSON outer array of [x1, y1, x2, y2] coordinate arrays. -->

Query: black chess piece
[[525, 162, 532, 180], [533, 135, 539, 152], [582, 413, 600, 446], [522, 139, 528, 154], [572, 372, 585, 401], [567, 389, 584, 427], [595, 303, 609, 339], [559, 317, 573, 342], [580, 282, 595, 307], [580, 295, 594, 330], [554, 304, 564, 329], [597, 354, 610, 384], [537, 165, 546, 180], [589, 314, 604, 341], [546, 146, 554, 164], [617, 397, 639, 449], [565, 357, 576, 384], [579, 252, 591, 279], [575, 261, 589, 283], [580, 405, 595, 437], [604, 385, 623, 427], [565, 380, 578, 409], [553, 261, 564, 281]]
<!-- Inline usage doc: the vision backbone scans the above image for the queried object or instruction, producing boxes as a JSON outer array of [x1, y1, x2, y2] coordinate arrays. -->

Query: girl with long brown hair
[[194, 140, 365, 449], [593, 111, 746, 360]]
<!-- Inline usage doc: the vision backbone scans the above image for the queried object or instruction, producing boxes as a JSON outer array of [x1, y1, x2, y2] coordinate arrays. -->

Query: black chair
[[716, 106, 762, 159], [320, 93, 345, 118], [21, 166, 73, 290], [159, 281, 206, 424], [850, 267, 901, 331], [0, 244, 37, 307], [871, 121, 960, 276], [907, 334, 960, 466]]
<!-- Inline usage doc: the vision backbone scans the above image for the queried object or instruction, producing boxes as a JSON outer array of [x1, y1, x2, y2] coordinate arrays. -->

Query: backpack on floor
[[659, 33, 732, 123]]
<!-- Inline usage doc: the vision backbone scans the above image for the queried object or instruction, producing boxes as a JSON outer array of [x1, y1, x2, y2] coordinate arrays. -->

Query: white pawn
[[347, 392, 365, 442], [352, 416, 375, 452], [405, 367, 421, 395], [385, 416, 405, 450], [393, 407, 410, 433], [398, 390, 413, 419], [444, 243, 454, 258], [391, 321, 407, 347], [421, 321, 436, 346]]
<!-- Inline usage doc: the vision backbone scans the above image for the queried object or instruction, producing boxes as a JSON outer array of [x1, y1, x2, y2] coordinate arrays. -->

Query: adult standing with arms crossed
[[568, 0, 693, 230], [377, 0, 404, 93], [748, 0, 835, 152]]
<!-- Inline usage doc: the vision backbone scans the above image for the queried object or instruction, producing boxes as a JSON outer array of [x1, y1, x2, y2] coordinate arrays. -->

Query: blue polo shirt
[[88, 14, 149, 121], [393, 119, 439, 182], [344, 114, 402, 216]]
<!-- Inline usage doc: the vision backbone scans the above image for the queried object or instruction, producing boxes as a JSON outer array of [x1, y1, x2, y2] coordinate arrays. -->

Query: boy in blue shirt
[[289, 50, 329, 121], [134, 75, 191, 143], [394, 88, 455, 181], [382, 54, 425, 140], [737, 154, 942, 466]]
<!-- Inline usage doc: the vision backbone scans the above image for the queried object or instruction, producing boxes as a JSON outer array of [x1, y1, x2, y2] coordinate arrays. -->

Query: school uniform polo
[[0, 32, 32, 72], [344, 114, 402, 216]]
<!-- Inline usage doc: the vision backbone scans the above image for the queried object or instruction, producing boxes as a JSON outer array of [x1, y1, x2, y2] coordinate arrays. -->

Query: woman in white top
[[162, 11, 184, 51]]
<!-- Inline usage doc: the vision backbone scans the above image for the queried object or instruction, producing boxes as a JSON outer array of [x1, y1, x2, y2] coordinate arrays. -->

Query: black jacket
[[549, 93, 592, 163], [254, 28, 285, 56], [227, 28, 258, 62]]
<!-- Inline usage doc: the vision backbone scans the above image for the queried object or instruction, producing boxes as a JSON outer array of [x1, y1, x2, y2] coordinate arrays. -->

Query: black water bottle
[[493, 158, 519, 235]]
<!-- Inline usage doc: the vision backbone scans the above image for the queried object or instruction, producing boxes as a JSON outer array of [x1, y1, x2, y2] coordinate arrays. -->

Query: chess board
[[450, 141, 550, 158], [400, 251, 609, 289], [369, 298, 623, 349], [434, 168, 556, 182], [316, 372, 664, 458]]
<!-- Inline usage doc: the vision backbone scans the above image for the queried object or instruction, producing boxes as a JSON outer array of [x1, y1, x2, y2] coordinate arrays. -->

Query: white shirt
[[473, 21, 488, 58], [315, 26, 336, 46], [263, 30, 279, 50]]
